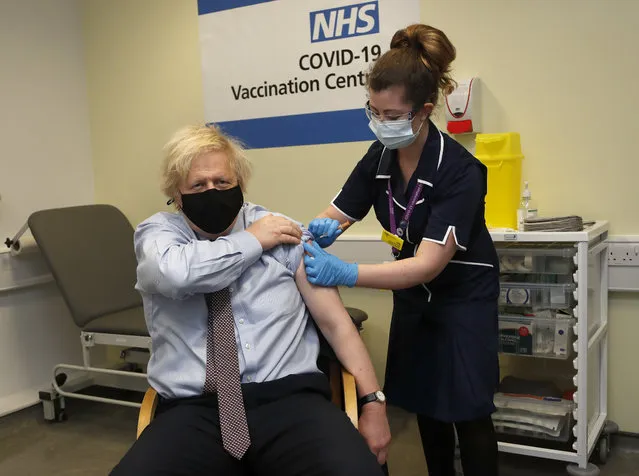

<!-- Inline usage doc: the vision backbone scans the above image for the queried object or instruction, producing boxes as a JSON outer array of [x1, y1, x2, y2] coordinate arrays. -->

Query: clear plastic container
[[493, 392, 574, 442], [496, 245, 577, 275], [516, 181, 538, 231], [498, 316, 574, 359], [499, 282, 576, 310]]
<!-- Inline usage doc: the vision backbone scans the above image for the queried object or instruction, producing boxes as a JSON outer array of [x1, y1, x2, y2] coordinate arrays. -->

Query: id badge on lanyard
[[382, 180, 424, 256]]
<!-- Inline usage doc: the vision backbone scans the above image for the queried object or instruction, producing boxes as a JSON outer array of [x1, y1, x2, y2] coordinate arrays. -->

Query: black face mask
[[180, 185, 244, 235]]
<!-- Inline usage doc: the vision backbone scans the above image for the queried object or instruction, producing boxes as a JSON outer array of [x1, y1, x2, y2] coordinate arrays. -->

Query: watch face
[[375, 391, 386, 402]]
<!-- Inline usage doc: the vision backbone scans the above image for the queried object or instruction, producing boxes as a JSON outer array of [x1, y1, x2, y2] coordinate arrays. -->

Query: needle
[[317, 221, 351, 240]]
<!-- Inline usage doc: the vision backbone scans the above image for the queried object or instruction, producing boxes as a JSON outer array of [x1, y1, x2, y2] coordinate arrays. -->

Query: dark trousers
[[111, 373, 384, 476], [417, 414, 499, 476]]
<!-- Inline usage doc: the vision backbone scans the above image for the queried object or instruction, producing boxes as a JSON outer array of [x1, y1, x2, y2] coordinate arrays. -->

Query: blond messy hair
[[160, 124, 252, 201]]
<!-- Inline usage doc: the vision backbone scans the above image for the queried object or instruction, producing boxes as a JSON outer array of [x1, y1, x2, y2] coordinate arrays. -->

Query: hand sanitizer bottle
[[517, 181, 538, 231]]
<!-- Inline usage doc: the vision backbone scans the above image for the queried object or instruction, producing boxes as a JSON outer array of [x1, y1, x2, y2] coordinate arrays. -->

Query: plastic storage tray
[[498, 316, 574, 359], [496, 245, 576, 275], [493, 393, 574, 442], [499, 282, 575, 310]]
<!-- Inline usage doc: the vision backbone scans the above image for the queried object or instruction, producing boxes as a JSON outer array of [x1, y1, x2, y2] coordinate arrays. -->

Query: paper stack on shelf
[[523, 216, 595, 232], [493, 393, 573, 439], [493, 377, 575, 441]]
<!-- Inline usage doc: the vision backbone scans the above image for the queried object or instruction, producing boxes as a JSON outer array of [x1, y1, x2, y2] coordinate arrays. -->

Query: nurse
[[303, 24, 500, 476]]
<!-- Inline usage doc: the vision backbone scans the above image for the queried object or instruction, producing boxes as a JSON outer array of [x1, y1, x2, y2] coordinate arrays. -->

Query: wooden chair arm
[[137, 387, 159, 439], [329, 361, 343, 407], [341, 367, 358, 429], [136, 372, 359, 437]]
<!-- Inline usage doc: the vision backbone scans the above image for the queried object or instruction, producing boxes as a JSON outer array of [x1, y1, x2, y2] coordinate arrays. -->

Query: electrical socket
[[608, 243, 639, 266]]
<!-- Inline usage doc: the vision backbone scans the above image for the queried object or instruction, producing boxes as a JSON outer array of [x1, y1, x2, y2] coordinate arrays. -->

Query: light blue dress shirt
[[134, 202, 321, 399]]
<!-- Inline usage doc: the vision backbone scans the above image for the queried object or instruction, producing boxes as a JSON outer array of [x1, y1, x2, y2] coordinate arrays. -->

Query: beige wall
[[1, 0, 94, 241], [83, 0, 639, 431], [81, 0, 204, 227]]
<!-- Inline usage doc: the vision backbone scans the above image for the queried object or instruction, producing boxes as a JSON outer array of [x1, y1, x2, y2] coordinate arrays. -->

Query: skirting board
[[0, 366, 148, 418], [0, 371, 88, 418], [612, 432, 639, 451], [0, 386, 46, 419]]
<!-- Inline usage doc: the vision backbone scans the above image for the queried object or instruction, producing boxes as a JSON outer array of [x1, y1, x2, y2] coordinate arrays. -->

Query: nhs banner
[[310, 2, 380, 43], [197, 0, 420, 149]]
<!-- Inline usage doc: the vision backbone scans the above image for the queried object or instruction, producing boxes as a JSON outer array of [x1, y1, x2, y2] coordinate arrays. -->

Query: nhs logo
[[310, 1, 379, 43]]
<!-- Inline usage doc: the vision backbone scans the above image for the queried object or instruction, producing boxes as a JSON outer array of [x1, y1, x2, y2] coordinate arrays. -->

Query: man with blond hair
[[110, 124, 390, 476]]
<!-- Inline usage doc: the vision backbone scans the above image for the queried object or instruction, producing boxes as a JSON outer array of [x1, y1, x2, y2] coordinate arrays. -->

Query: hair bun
[[390, 28, 423, 54], [389, 24, 457, 95]]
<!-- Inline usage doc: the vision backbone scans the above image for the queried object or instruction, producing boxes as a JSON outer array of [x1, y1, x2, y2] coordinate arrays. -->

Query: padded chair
[[26, 205, 150, 419]]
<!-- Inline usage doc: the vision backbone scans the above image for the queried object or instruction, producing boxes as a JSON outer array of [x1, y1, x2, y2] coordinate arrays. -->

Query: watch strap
[[358, 392, 381, 407]]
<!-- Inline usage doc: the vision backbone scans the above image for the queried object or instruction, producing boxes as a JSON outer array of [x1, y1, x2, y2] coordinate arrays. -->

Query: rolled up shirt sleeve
[[134, 217, 263, 300], [283, 229, 305, 275], [254, 209, 305, 275]]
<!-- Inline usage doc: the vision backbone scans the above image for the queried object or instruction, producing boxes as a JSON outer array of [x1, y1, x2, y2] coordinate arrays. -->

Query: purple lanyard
[[387, 179, 424, 247]]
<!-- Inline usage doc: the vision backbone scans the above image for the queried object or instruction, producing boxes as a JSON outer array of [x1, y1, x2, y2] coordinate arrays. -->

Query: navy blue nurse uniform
[[331, 121, 500, 422]]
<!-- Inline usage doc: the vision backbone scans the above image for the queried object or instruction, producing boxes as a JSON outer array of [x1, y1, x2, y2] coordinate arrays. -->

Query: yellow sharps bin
[[474, 133, 523, 230]]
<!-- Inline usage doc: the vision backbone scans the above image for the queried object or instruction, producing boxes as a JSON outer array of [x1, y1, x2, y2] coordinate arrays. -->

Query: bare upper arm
[[294, 260, 351, 335]]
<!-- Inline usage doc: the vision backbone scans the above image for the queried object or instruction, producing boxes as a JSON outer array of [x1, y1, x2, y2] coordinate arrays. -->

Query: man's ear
[[166, 199, 182, 210]]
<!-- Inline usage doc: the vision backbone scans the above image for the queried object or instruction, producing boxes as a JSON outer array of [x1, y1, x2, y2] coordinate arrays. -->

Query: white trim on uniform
[[417, 179, 433, 187], [436, 129, 444, 171], [422, 284, 432, 302], [449, 260, 494, 268], [374, 146, 389, 178], [422, 225, 468, 252], [384, 190, 425, 210], [329, 200, 360, 223]]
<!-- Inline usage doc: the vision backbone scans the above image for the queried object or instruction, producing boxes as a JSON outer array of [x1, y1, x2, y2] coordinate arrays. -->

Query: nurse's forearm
[[356, 258, 438, 289], [355, 238, 457, 289], [317, 205, 343, 220]]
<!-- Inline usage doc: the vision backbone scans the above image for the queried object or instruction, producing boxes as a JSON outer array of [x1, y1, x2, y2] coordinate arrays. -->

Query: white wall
[[0, 253, 82, 417], [0, 0, 94, 240], [0, 0, 94, 416]]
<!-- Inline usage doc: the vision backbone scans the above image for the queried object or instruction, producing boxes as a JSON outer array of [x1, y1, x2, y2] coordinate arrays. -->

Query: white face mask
[[368, 116, 425, 150]]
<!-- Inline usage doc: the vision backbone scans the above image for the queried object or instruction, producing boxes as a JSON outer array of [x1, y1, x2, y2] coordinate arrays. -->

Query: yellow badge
[[381, 229, 404, 250]]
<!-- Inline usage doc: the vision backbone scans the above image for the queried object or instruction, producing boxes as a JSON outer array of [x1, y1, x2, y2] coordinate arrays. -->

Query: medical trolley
[[490, 221, 614, 476]]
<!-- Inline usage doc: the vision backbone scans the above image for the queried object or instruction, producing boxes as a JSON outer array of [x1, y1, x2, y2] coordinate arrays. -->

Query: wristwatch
[[358, 390, 386, 407]]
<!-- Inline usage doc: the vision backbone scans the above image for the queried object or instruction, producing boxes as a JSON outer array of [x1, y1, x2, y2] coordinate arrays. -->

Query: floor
[[0, 395, 637, 476], [386, 406, 639, 476]]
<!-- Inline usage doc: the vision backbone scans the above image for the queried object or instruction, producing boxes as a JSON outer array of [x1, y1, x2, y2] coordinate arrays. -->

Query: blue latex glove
[[308, 218, 343, 248], [303, 241, 358, 287]]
